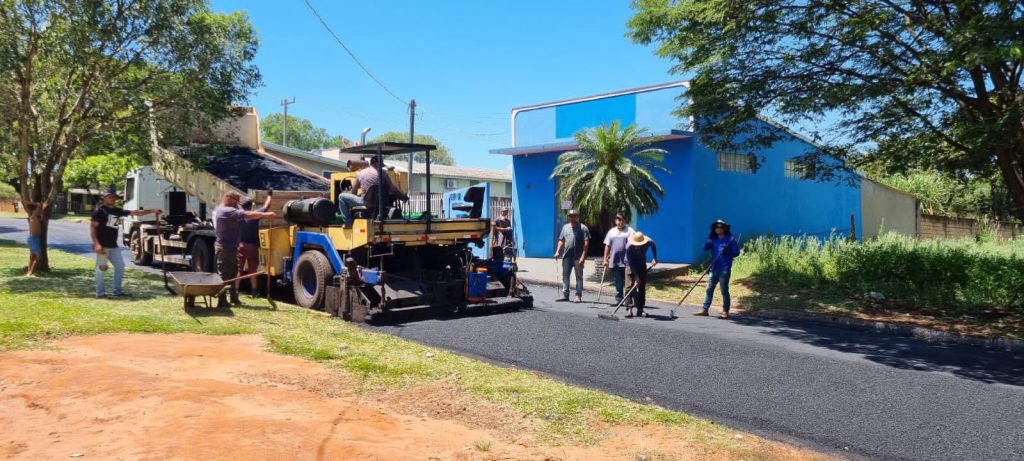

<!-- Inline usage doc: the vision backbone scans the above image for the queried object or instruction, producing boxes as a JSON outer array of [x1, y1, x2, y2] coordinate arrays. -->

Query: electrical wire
[[302, 0, 408, 106]]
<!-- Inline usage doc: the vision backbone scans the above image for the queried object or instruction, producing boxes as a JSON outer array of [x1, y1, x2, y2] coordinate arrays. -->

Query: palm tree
[[549, 122, 670, 224]]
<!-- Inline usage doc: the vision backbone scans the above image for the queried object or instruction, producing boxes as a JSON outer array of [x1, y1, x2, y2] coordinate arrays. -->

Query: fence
[[918, 213, 1023, 240], [405, 193, 513, 218]]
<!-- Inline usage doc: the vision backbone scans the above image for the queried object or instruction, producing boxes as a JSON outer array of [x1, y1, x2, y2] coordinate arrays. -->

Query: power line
[[302, 0, 408, 106]]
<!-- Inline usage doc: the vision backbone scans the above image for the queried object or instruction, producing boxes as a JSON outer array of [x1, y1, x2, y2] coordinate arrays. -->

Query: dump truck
[[262, 142, 532, 321], [123, 107, 329, 271]]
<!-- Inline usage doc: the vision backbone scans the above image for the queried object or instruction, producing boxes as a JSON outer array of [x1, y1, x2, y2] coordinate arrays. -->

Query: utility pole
[[408, 99, 416, 194], [281, 97, 296, 147]]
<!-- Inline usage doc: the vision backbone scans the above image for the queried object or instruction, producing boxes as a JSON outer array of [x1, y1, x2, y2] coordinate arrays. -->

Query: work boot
[[231, 297, 243, 306], [693, 310, 709, 316], [556, 294, 569, 302], [573, 295, 582, 304], [719, 311, 730, 319]]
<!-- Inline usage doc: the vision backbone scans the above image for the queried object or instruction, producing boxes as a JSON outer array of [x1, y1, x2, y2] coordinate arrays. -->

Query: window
[[717, 152, 756, 174], [784, 160, 814, 180], [322, 170, 334, 179], [124, 178, 135, 202]]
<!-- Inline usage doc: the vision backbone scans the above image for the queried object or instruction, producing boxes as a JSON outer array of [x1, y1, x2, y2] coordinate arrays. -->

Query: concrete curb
[[518, 275, 1024, 352]]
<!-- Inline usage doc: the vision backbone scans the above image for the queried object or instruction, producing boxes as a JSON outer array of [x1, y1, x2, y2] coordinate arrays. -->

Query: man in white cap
[[90, 186, 161, 298]]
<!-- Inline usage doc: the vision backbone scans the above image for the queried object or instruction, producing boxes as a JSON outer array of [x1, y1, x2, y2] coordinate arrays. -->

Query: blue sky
[[210, 0, 677, 170]]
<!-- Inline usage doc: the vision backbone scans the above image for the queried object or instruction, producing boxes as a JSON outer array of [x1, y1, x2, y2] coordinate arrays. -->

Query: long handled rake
[[596, 264, 651, 321], [596, 260, 607, 302], [669, 235, 739, 318]]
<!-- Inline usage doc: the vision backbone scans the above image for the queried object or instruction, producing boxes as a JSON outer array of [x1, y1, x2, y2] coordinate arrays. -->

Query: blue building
[[490, 81, 865, 264]]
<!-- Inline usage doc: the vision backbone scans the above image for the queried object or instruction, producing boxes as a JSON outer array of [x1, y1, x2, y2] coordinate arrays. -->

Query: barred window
[[784, 160, 814, 179], [717, 152, 755, 174]]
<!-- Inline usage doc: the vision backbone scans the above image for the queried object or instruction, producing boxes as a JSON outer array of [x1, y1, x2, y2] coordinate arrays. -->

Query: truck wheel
[[130, 230, 153, 266], [190, 239, 213, 272], [293, 251, 334, 310]]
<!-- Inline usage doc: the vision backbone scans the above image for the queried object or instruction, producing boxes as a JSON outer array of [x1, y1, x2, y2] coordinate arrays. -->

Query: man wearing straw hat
[[625, 231, 658, 317]]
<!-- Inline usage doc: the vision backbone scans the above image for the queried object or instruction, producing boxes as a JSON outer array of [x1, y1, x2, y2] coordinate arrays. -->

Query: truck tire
[[190, 238, 214, 272], [129, 230, 153, 266], [293, 250, 334, 310]]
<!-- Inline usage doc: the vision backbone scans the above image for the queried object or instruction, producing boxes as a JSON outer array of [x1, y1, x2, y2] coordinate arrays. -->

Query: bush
[[740, 233, 1024, 310], [0, 182, 18, 201]]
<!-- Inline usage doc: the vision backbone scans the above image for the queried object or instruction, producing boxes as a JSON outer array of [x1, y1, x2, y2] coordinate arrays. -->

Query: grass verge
[[0, 211, 90, 223], [649, 234, 1024, 341], [0, 238, 825, 459]]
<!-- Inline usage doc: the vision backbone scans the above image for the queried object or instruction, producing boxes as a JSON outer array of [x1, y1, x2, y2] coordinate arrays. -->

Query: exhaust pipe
[[360, 127, 372, 145]]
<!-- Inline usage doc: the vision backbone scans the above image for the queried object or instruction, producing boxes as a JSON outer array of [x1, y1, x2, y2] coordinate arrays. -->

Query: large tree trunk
[[993, 145, 1024, 222], [25, 202, 51, 272]]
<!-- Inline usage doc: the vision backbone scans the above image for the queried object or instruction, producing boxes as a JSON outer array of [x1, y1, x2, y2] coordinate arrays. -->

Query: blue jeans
[[702, 267, 731, 312], [95, 247, 125, 296], [338, 192, 364, 225], [610, 267, 626, 301], [561, 257, 583, 297]]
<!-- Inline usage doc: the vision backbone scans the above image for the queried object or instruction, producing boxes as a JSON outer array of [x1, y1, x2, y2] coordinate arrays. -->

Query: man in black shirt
[[91, 187, 161, 298]]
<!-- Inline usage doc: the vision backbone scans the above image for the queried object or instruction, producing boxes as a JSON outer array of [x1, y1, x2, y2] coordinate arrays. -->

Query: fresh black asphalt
[[3, 217, 1023, 460]]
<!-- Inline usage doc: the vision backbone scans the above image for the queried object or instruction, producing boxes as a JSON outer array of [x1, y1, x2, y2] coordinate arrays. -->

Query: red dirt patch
[[0, 334, 829, 460]]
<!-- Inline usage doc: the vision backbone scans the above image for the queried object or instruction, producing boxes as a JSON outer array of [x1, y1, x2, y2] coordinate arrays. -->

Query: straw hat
[[629, 232, 651, 246]]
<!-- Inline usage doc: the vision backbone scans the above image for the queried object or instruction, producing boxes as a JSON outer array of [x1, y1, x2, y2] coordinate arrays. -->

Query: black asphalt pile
[[199, 146, 328, 192]]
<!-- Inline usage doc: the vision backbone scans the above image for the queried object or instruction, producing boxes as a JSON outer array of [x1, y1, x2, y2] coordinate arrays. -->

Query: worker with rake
[[625, 231, 658, 318], [694, 219, 740, 319]]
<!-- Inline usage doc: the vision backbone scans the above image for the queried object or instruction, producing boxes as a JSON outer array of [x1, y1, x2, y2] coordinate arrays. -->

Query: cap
[[102, 186, 120, 198], [567, 209, 579, 217]]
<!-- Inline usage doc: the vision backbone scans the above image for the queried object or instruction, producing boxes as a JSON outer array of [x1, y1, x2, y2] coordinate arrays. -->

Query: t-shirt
[[355, 166, 400, 197], [214, 205, 247, 249], [91, 206, 128, 248], [603, 226, 634, 268], [239, 206, 267, 245], [558, 223, 590, 260], [493, 217, 512, 247], [626, 241, 658, 270]]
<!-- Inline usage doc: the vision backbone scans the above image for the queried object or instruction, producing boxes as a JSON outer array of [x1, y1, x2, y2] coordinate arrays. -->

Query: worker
[[237, 193, 272, 295], [694, 219, 741, 319], [214, 191, 275, 307], [337, 156, 407, 226], [91, 187, 161, 298], [492, 208, 514, 257], [602, 213, 634, 304], [625, 231, 658, 318], [554, 209, 590, 303]]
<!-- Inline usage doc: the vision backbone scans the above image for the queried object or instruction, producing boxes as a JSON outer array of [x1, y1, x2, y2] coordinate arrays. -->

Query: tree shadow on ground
[[732, 314, 1024, 386], [0, 265, 162, 300]]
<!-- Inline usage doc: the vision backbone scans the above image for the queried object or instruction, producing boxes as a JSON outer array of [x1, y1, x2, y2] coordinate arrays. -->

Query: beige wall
[[861, 178, 919, 238]]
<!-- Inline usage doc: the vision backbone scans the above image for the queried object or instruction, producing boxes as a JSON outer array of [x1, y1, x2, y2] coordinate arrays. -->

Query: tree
[[64, 153, 142, 190], [369, 131, 455, 165], [629, 1, 1024, 220], [548, 122, 670, 225], [260, 113, 349, 151], [0, 0, 261, 271]]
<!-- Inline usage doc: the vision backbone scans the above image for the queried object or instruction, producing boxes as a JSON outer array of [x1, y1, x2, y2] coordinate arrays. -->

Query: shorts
[[27, 236, 42, 255]]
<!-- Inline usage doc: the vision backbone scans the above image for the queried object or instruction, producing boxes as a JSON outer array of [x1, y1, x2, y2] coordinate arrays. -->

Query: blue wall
[[688, 123, 862, 262], [511, 153, 561, 258]]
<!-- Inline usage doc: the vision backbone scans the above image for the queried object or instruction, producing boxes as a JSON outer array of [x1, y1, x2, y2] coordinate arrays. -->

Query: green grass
[[0, 211, 89, 222], [0, 238, 795, 457], [650, 233, 1024, 340]]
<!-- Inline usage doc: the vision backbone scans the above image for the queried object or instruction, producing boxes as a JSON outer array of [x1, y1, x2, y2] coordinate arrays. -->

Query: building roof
[[490, 129, 694, 156], [263, 141, 349, 170], [383, 160, 511, 182], [511, 81, 689, 113]]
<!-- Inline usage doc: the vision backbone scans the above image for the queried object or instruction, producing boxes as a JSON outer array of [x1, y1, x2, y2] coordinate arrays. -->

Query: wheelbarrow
[[168, 271, 264, 309]]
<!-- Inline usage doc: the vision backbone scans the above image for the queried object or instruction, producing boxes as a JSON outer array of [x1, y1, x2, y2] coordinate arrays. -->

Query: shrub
[[739, 233, 1024, 311]]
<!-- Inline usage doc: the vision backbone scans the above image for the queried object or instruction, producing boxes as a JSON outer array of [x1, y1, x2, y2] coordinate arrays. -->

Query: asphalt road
[[4, 217, 1023, 460]]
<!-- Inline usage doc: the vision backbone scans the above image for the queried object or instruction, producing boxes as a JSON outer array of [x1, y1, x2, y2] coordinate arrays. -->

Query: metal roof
[[340, 142, 437, 156], [383, 161, 511, 182], [490, 129, 694, 156]]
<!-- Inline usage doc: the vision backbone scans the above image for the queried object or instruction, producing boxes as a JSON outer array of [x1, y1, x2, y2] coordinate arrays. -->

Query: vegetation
[[0, 181, 17, 201], [369, 131, 456, 166], [63, 153, 142, 190], [260, 112, 349, 151], [0, 0, 261, 271], [652, 233, 1024, 339], [869, 169, 1019, 220], [549, 122, 669, 223], [0, 240, 821, 459], [629, 1, 1024, 221]]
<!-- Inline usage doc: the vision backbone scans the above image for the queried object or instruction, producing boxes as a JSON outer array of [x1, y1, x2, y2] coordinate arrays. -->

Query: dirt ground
[[0, 334, 825, 461]]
